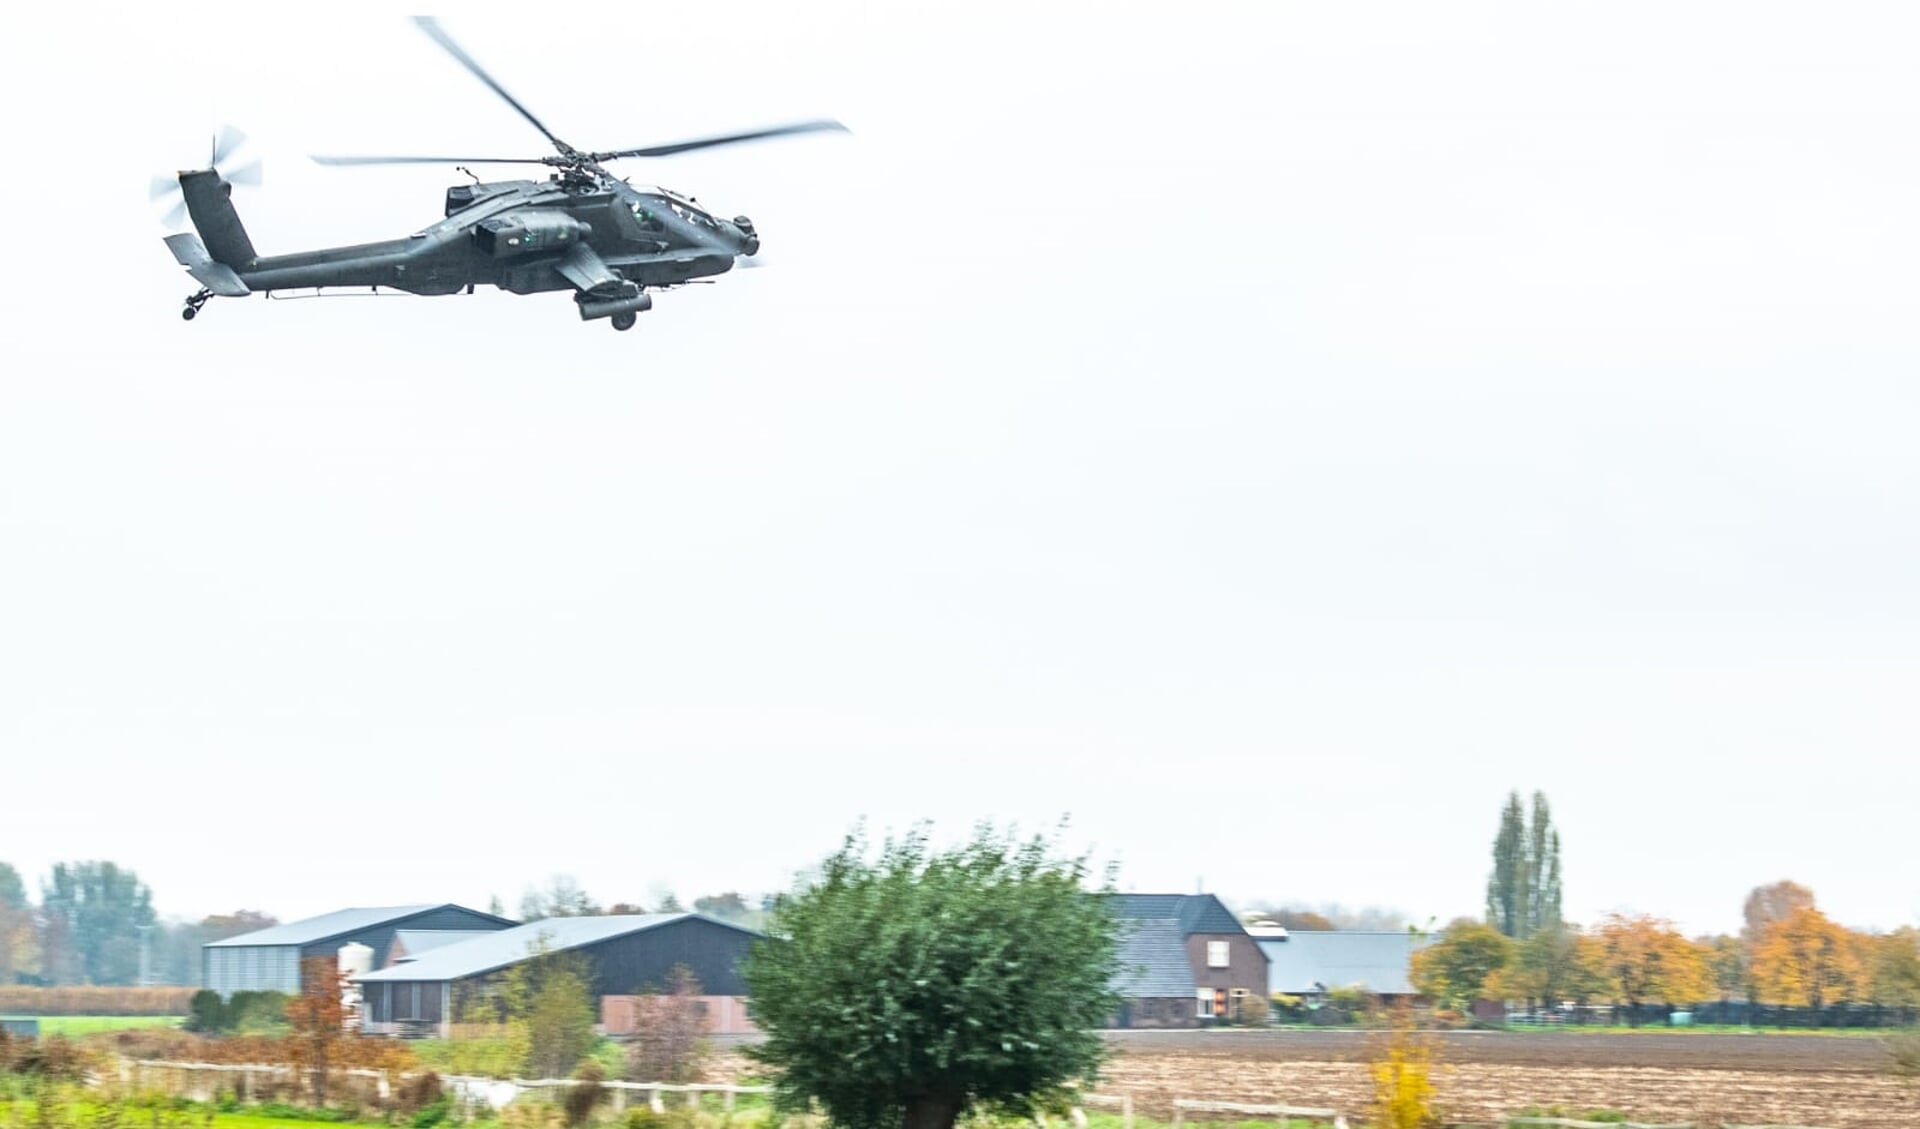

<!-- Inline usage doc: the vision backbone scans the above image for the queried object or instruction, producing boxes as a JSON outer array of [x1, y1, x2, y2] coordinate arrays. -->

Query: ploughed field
[[1093, 1029, 1914, 1127]]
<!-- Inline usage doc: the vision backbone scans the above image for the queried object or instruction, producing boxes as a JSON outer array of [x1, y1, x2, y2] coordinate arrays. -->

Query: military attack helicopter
[[156, 16, 846, 331]]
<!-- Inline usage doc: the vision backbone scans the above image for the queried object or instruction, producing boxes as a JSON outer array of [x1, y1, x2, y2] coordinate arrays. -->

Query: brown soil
[[1094, 1030, 1915, 1128]]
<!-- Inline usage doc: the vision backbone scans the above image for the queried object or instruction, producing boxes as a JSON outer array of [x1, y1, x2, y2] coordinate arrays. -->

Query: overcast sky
[[2, 1, 1917, 938]]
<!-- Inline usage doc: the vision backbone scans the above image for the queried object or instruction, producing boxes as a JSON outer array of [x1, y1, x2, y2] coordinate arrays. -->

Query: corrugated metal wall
[[204, 945, 302, 996]]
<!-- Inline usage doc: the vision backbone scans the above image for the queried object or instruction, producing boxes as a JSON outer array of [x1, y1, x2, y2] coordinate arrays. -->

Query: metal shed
[[355, 913, 761, 1038], [203, 904, 516, 997]]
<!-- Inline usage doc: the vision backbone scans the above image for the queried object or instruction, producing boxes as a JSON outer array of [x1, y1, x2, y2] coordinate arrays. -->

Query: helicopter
[[157, 16, 847, 331]]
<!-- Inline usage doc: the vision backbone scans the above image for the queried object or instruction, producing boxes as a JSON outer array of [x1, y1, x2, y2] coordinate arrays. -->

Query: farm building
[[1107, 893, 1268, 1028], [203, 904, 515, 997], [1253, 928, 1431, 1002], [356, 912, 760, 1038]]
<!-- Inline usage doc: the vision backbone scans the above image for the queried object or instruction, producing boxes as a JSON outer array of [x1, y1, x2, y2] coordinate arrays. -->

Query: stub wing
[[164, 233, 251, 297]]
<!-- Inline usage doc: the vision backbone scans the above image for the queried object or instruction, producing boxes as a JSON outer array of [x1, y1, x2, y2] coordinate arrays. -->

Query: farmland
[[1080, 1029, 1915, 1128]]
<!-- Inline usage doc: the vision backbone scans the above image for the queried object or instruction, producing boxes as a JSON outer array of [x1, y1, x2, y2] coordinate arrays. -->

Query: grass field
[[0, 1015, 186, 1035]]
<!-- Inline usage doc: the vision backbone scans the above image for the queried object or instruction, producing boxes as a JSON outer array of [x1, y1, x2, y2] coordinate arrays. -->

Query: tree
[[38, 861, 155, 985], [520, 876, 599, 922], [1592, 914, 1710, 1018], [1742, 881, 1815, 942], [1503, 922, 1606, 1010], [1410, 919, 1513, 1009], [0, 863, 25, 910], [0, 863, 32, 985], [743, 823, 1124, 1129], [1485, 791, 1561, 940], [653, 892, 685, 914], [157, 911, 280, 985], [1699, 934, 1747, 1003], [1865, 927, 1920, 1007], [1751, 905, 1864, 1010], [692, 893, 751, 922], [284, 955, 347, 1103], [625, 964, 711, 1083], [521, 949, 597, 1078]]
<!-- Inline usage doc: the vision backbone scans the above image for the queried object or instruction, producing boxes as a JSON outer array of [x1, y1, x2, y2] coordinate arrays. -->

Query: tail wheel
[[610, 311, 637, 331]]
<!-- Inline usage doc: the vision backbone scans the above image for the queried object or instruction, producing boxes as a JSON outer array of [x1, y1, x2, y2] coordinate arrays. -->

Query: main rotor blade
[[590, 119, 849, 161], [311, 154, 552, 166], [413, 16, 572, 154]]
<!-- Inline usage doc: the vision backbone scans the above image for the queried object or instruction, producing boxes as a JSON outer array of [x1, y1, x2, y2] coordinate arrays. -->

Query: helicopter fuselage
[[171, 170, 756, 327], [239, 178, 747, 295]]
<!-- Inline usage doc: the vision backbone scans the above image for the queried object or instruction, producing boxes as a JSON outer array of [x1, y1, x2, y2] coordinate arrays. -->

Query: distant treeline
[[0, 986, 194, 1016]]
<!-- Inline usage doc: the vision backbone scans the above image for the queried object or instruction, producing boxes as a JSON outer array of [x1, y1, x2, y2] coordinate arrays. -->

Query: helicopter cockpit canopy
[[617, 184, 725, 241]]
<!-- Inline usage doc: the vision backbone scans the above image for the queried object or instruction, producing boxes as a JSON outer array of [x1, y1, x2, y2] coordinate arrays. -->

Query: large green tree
[[1411, 919, 1514, 1009], [744, 823, 1124, 1129], [39, 861, 156, 985], [1486, 791, 1562, 939]]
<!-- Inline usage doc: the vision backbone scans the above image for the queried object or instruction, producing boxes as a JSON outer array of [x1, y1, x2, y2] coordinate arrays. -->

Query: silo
[[338, 942, 374, 1028]]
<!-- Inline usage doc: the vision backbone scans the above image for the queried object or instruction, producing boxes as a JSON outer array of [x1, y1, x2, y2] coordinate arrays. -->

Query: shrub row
[[98, 1028, 420, 1072], [0, 988, 195, 1017]]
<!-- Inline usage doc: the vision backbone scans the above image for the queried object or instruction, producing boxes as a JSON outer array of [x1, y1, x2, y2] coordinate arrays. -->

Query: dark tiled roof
[[1111, 893, 1244, 936], [1111, 917, 1194, 997]]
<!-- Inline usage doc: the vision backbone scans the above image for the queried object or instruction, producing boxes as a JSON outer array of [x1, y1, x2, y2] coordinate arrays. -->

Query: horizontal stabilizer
[[165, 233, 250, 296]]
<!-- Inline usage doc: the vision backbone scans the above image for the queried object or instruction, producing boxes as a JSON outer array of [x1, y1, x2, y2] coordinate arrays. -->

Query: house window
[[1195, 988, 1214, 1017], [1207, 941, 1230, 968]]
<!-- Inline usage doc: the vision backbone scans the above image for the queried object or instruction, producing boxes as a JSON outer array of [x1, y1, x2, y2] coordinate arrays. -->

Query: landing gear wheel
[[610, 311, 637, 332], [182, 288, 212, 322]]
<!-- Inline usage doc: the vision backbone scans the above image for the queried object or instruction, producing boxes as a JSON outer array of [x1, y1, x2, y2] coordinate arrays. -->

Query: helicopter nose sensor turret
[[732, 216, 760, 257]]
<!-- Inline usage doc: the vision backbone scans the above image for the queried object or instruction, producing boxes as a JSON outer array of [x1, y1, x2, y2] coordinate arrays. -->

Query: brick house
[[1108, 893, 1268, 1028]]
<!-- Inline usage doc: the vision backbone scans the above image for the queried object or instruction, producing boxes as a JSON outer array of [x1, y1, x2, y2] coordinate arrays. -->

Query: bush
[[1891, 1031, 1920, 1078], [186, 992, 225, 1034], [409, 1097, 453, 1129], [1233, 994, 1270, 1027], [397, 1072, 447, 1117], [12, 1036, 91, 1081], [563, 1060, 607, 1128], [1367, 1023, 1440, 1129]]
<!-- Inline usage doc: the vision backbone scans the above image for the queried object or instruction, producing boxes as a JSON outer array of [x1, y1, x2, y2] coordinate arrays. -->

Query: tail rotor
[[151, 126, 263, 229]]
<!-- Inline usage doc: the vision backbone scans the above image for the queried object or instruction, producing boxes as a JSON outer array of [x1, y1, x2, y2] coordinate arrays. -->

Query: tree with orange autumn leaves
[[1749, 905, 1864, 1009], [285, 955, 352, 1104], [1591, 913, 1711, 1015]]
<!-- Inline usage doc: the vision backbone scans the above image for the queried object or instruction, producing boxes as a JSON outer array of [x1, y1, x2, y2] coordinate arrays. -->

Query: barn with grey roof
[[356, 913, 761, 1038], [202, 903, 515, 997]]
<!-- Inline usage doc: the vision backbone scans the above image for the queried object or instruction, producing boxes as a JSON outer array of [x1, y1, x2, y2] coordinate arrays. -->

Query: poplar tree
[[1486, 791, 1562, 940]]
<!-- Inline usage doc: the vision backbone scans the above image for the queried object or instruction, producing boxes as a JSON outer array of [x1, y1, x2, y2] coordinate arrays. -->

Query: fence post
[[1123, 1095, 1134, 1129], [650, 1087, 665, 1114], [725, 1088, 736, 1113]]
